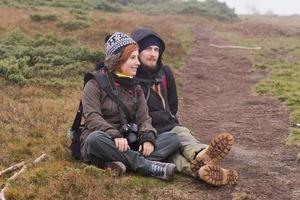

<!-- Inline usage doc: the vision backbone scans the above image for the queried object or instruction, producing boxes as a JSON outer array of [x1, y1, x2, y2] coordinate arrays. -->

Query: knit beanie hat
[[104, 32, 136, 71], [138, 35, 163, 53]]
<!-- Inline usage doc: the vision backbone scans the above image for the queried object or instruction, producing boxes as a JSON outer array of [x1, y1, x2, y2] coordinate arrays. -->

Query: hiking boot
[[198, 164, 238, 186], [148, 161, 176, 181], [103, 161, 126, 176], [191, 133, 234, 173]]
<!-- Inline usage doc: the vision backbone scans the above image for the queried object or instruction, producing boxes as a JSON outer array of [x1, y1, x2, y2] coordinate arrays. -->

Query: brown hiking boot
[[191, 133, 234, 172], [103, 161, 126, 176], [199, 164, 238, 186]]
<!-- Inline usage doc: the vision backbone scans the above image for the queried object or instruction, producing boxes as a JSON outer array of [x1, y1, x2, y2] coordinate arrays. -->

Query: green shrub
[[177, 0, 237, 21], [30, 14, 58, 22], [0, 31, 104, 87], [70, 8, 89, 16], [70, 9, 90, 20], [94, 1, 122, 12], [179, 4, 209, 15], [57, 20, 89, 31], [1, 0, 238, 21], [49, 0, 93, 10], [125, 0, 237, 20]]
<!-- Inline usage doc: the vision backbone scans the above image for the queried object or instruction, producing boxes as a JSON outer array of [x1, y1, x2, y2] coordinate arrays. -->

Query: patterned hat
[[105, 32, 136, 57]]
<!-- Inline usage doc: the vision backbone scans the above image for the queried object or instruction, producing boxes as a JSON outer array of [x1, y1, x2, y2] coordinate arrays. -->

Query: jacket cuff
[[139, 132, 156, 148]]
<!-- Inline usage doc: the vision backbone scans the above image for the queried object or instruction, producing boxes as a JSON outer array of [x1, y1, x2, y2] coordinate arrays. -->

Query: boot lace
[[149, 162, 166, 176]]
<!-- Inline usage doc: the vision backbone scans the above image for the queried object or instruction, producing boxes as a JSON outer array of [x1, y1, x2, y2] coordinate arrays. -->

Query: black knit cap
[[138, 35, 163, 53]]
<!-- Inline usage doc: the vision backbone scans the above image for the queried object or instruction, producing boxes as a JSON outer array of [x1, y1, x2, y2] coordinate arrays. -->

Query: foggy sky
[[218, 0, 300, 15]]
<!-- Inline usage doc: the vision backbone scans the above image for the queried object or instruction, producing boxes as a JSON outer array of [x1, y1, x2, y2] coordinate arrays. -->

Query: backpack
[[69, 70, 133, 160]]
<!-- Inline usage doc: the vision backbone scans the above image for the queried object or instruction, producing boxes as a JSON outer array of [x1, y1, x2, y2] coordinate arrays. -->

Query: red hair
[[115, 44, 139, 70]]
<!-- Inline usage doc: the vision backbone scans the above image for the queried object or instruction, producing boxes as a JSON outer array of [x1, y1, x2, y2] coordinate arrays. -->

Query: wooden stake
[[0, 165, 27, 200], [209, 43, 261, 50], [0, 154, 47, 200], [32, 153, 46, 165], [0, 161, 25, 177]]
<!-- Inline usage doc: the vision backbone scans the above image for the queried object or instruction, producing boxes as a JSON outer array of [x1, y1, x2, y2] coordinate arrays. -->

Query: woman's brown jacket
[[80, 75, 157, 147]]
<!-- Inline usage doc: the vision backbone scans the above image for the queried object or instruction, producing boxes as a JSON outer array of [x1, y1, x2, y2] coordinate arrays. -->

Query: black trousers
[[82, 131, 180, 175]]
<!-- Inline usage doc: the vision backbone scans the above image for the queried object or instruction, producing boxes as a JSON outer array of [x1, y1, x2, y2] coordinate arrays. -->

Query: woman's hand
[[114, 138, 129, 152], [139, 142, 154, 157]]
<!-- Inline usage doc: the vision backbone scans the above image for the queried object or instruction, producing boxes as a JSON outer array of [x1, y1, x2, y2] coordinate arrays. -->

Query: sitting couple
[[80, 28, 238, 186]]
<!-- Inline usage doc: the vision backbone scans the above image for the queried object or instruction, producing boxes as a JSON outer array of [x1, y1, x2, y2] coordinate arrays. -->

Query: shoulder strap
[[69, 72, 99, 132], [70, 102, 83, 131], [70, 71, 134, 132], [160, 65, 170, 90], [153, 66, 172, 112], [134, 71, 164, 102], [161, 65, 178, 115], [86, 71, 133, 122]]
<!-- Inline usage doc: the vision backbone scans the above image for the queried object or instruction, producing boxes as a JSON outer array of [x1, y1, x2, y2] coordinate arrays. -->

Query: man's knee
[[158, 132, 180, 148], [172, 126, 192, 137]]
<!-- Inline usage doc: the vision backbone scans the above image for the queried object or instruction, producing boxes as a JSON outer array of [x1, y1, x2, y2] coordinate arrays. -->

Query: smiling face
[[139, 45, 160, 71], [117, 50, 140, 76]]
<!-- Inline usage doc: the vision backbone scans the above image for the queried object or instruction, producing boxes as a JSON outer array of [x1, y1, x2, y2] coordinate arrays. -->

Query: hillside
[[0, 1, 300, 199]]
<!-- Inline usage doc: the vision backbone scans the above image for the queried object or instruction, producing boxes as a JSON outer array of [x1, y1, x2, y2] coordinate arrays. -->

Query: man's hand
[[139, 142, 154, 157], [114, 138, 129, 152]]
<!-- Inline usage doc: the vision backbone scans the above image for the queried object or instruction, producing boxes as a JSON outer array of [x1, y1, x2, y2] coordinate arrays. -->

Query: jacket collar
[[112, 73, 137, 86]]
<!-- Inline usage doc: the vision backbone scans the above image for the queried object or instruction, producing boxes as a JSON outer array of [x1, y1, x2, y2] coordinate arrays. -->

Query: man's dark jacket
[[131, 27, 179, 134]]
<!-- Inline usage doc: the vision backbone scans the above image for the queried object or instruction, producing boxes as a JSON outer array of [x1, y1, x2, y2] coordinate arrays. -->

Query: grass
[[252, 37, 300, 145], [0, 7, 194, 87], [215, 16, 300, 146], [0, 0, 238, 21], [164, 23, 195, 70], [0, 5, 202, 200], [57, 19, 90, 31], [5, 164, 171, 199], [2, 3, 298, 200], [1, 84, 200, 199]]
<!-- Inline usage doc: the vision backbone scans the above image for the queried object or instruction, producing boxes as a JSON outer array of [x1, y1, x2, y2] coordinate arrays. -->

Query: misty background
[[218, 0, 300, 15]]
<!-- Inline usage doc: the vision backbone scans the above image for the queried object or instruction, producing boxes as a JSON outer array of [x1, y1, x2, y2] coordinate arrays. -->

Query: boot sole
[[191, 133, 234, 172], [199, 164, 238, 186]]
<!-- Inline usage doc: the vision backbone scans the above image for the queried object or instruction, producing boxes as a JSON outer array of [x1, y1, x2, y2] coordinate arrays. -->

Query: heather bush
[[0, 32, 104, 87], [1, 0, 238, 21], [30, 14, 58, 22], [57, 20, 90, 31]]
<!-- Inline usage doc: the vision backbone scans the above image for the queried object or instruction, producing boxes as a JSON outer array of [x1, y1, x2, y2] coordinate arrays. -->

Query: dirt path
[[179, 27, 300, 200]]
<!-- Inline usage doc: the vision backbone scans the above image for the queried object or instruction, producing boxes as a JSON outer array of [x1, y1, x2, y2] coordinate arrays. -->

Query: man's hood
[[131, 27, 165, 79], [131, 27, 165, 54]]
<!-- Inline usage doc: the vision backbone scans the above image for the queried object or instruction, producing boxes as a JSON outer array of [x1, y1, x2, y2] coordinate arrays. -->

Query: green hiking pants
[[167, 126, 208, 177]]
